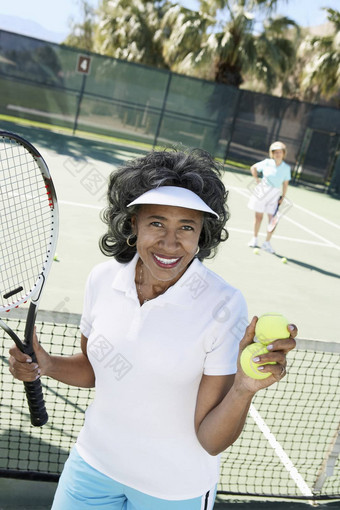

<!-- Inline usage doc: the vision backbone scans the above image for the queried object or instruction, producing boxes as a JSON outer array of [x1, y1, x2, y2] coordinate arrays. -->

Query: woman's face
[[272, 149, 284, 165], [131, 204, 203, 285]]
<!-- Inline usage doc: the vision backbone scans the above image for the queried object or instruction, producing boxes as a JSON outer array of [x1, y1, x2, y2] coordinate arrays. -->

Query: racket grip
[[23, 378, 48, 427]]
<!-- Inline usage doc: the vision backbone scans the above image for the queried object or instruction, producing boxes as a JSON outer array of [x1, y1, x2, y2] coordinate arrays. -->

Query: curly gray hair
[[100, 147, 229, 262]]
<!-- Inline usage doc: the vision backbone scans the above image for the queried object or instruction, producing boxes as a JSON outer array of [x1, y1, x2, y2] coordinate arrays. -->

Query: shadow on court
[[0, 120, 148, 166], [273, 253, 340, 280]]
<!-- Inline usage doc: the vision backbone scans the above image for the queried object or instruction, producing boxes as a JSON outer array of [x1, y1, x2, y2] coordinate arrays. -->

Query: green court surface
[[0, 119, 339, 508], [1, 118, 339, 342]]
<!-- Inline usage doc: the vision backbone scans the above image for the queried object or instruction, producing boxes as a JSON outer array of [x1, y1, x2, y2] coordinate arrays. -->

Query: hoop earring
[[126, 234, 137, 247], [195, 246, 200, 255]]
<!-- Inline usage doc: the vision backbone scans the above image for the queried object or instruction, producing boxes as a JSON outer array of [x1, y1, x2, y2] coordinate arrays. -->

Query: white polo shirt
[[76, 253, 248, 500]]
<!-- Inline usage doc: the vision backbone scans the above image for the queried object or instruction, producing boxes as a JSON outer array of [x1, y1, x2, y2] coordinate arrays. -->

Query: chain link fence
[[0, 30, 339, 189]]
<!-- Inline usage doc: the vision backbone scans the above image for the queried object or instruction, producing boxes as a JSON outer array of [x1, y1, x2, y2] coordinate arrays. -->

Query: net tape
[[0, 317, 339, 500]]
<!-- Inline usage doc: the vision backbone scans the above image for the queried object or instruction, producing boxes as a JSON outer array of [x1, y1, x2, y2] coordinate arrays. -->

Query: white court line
[[249, 404, 314, 498], [60, 200, 102, 210], [293, 204, 340, 230], [60, 199, 338, 249], [229, 186, 251, 199], [230, 186, 340, 230], [229, 227, 331, 247], [229, 186, 340, 250], [283, 217, 340, 251]]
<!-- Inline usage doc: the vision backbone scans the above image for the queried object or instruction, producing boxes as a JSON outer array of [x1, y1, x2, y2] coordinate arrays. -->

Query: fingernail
[[288, 325, 294, 331], [267, 344, 273, 350], [33, 364, 39, 369], [26, 358, 32, 363], [37, 369, 41, 376], [257, 366, 264, 371], [252, 356, 260, 362]]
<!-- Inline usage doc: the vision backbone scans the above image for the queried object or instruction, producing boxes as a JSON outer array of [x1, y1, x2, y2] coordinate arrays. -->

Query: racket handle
[[23, 378, 48, 427]]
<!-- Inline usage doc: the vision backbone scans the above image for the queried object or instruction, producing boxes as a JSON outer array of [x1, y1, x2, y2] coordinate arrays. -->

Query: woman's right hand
[[8, 328, 51, 382]]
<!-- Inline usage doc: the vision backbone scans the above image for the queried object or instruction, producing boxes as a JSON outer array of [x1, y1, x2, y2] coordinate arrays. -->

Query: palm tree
[[174, 0, 299, 90], [63, 0, 299, 94], [297, 8, 340, 104], [63, 0, 96, 51], [93, 0, 171, 68], [160, 4, 212, 74]]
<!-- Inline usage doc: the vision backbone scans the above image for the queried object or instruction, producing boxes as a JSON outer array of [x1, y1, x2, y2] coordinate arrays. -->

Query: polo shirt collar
[[111, 253, 207, 307]]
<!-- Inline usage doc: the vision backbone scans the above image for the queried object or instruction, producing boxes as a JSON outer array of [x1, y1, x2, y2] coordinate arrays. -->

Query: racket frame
[[0, 131, 59, 426], [267, 196, 282, 233]]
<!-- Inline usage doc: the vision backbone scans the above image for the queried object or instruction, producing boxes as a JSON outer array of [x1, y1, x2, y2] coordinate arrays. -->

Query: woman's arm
[[250, 164, 261, 183], [195, 317, 297, 456], [280, 180, 289, 201], [9, 331, 95, 388], [195, 373, 252, 456]]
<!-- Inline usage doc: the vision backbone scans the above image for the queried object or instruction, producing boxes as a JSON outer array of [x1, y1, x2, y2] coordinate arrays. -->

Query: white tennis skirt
[[248, 182, 281, 215]]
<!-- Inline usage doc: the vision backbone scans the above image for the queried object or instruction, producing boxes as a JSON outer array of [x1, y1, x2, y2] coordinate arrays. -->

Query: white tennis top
[[76, 253, 248, 500]]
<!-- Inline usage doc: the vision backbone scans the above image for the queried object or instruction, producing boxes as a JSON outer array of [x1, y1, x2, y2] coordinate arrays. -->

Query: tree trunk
[[214, 60, 243, 87]]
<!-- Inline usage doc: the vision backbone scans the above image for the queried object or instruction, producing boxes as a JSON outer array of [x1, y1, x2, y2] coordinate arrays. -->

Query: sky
[[0, 0, 338, 43]]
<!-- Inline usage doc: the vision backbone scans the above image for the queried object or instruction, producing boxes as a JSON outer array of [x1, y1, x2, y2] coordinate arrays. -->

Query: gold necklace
[[138, 262, 150, 304]]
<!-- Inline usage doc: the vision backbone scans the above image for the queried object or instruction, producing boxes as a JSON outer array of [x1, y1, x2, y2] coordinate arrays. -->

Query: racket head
[[267, 212, 280, 232], [0, 131, 58, 313]]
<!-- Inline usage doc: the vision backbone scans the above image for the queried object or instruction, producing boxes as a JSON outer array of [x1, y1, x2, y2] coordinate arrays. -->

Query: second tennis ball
[[255, 313, 290, 345], [240, 343, 274, 380]]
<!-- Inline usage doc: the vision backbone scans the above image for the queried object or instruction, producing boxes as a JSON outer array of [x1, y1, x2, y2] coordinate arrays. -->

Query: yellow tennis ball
[[281, 257, 287, 264], [253, 248, 259, 254], [240, 343, 274, 380], [255, 313, 289, 345]]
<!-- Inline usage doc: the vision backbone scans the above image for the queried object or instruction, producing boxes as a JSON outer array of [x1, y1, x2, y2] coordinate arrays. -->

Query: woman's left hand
[[235, 316, 297, 394]]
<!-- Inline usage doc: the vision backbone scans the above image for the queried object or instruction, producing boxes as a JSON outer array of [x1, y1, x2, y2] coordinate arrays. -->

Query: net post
[[313, 424, 340, 494], [153, 72, 172, 149], [223, 88, 242, 166], [73, 74, 87, 136]]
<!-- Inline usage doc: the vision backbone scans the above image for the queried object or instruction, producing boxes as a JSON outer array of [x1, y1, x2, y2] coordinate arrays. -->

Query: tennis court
[[1, 119, 338, 341], [0, 119, 339, 509]]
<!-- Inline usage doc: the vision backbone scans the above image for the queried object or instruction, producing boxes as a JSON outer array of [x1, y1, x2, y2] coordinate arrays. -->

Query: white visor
[[270, 142, 286, 151], [127, 186, 219, 218]]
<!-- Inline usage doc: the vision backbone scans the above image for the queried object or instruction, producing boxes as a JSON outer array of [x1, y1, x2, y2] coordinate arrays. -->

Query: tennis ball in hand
[[255, 313, 289, 345], [240, 343, 274, 380]]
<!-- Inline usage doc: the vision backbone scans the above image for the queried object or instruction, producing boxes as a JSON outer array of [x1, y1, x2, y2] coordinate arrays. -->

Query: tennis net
[[0, 312, 339, 501]]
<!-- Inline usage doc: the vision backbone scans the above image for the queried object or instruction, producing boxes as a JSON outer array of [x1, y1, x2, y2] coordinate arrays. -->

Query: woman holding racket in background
[[8, 148, 296, 510], [247, 141, 291, 253]]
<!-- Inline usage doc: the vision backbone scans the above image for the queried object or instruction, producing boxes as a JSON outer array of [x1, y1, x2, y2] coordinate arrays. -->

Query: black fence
[[0, 30, 339, 188]]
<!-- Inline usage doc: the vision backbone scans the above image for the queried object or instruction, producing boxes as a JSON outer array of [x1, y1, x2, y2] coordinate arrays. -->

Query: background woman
[[248, 141, 291, 253]]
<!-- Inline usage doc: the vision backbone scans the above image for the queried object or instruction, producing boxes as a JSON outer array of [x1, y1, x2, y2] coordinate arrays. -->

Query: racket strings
[[0, 138, 54, 308]]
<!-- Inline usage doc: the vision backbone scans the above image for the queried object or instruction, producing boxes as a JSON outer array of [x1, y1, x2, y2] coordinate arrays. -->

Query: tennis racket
[[267, 196, 282, 233], [0, 131, 58, 427]]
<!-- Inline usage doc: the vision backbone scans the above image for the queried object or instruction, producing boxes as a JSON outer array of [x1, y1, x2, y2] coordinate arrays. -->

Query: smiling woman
[[8, 146, 297, 510], [100, 148, 229, 262], [99, 148, 229, 303], [131, 202, 204, 301]]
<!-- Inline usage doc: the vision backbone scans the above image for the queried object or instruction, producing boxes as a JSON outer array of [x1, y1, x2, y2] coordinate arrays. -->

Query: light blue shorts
[[52, 448, 217, 510]]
